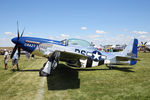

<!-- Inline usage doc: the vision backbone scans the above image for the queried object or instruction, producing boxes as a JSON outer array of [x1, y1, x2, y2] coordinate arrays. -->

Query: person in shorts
[[12, 50, 19, 71], [4, 49, 9, 70]]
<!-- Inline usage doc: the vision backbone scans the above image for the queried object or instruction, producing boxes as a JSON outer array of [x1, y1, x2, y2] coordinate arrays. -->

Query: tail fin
[[122, 38, 138, 65]]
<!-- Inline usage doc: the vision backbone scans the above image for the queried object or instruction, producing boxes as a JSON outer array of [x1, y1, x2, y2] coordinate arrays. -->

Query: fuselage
[[11, 37, 110, 61], [11, 37, 138, 66], [12, 37, 62, 53]]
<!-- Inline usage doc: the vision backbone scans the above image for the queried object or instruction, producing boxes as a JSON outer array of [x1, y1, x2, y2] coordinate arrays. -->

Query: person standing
[[12, 50, 19, 71], [4, 49, 9, 70], [110, 48, 113, 52], [25, 51, 30, 59]]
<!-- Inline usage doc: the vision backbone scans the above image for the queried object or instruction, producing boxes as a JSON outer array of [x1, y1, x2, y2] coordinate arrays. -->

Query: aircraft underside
[[39, 51, 130, 76]]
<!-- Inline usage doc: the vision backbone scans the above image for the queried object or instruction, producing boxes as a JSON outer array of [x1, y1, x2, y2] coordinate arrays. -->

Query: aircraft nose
[[11, 37, 17, 44]]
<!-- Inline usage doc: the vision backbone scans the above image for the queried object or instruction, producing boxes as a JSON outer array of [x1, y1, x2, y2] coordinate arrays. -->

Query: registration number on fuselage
[[24, 43, 36, 48], [75, 49, 92, 56]]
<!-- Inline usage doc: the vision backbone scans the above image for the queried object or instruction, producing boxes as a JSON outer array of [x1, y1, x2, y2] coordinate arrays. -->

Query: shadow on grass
[[18, 69, 40, 72], [75, 66, 134, 72], [47, 64, 80, 90], [17, 64, 134, 90], [110, 66, 135, 72], [47, 64, 134, 90]]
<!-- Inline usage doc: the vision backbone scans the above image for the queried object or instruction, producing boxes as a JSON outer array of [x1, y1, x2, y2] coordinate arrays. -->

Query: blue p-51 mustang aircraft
[[11, 27, 140, 76]]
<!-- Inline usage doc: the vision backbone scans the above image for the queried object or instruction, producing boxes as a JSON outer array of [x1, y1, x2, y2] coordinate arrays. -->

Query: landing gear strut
[[39, 52, 60, 76]]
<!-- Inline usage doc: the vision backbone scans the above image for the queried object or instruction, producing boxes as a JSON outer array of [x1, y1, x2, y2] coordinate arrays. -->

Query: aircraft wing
[[116, 56, 140, 61], [57, 50, 88, 61]]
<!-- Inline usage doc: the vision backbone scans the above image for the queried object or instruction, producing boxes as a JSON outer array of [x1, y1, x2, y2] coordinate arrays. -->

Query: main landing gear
[[39, 52, 60, 76]]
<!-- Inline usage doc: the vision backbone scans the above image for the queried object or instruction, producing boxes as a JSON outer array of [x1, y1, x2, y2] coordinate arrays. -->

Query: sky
[[0, 0, 150, 47]]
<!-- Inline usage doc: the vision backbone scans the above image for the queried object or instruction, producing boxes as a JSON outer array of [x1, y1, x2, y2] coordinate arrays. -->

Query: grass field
[[0, 52, 150, 100]]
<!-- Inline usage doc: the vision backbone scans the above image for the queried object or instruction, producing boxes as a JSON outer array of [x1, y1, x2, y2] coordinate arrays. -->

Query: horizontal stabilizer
[[116, 56, 140, 61]]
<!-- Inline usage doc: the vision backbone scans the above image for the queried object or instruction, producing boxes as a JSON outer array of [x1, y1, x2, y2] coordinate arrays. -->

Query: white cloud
[[4, 32, 15, 37], [138, 35, 146, 38], [48, 36, 54, 40], [60, 34, 70, 38], [89, 33, 150, 46], [88, 35, 100, 39], [131, 31, 148, 34], [108, 36, 133, 45], [0, 38, 14, 47], [52, 34, 69, 40], [74, 35, 82, 39], [26, 32, 32, 34], [4, 32, 33, 37], [118, 34, 125, 37], [137, 35, 150, 42], [89, 34, 134, 46], [56, 34, 70, 40], [24, 34, 30, 36], [23, 32, 33, 37], [96, 30, 106, 34], [81, 26, 87, 30]]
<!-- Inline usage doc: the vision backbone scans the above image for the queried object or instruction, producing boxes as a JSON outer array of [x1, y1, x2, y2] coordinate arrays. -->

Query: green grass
[[0, 53, 150, 100]]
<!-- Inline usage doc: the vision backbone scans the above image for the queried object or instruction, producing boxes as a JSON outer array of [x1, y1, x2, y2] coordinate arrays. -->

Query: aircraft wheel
[[106, 64, 113, 69], [39, 67, 50, 77], [52, 60, 58, 70], [109, 67, 113, 69], [39, 62, 50, 77], [53, 52, 60, 60]]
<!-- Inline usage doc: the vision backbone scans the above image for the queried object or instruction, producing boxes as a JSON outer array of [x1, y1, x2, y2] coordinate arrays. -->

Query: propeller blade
[[17, 21, 20, 40], [144, 42, 147, 45], [18, 46, 21, 58], [21, 28, 25, 37], [11, 21, 23, 59], [10, 45, 18, 59], [141, 42, 143, 45]]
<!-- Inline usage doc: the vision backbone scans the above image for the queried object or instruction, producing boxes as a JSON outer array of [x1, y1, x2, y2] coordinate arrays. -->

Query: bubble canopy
[[68, 38, 91, 47]]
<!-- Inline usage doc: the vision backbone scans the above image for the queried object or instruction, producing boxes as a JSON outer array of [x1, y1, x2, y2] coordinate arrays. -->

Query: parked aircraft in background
[[94, 45, 105, 51], [146, 42, 150, 51], [140, 42, 150, 52], [110, 44, 126, 52], [10, 24, 140, 76]]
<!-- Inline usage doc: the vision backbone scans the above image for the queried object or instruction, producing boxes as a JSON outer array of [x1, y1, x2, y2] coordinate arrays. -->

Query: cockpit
[[61, 38, 92, 48]]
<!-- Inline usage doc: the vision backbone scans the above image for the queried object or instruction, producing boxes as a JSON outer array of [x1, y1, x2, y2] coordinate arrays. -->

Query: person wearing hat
[[4, 49, 9, 70]]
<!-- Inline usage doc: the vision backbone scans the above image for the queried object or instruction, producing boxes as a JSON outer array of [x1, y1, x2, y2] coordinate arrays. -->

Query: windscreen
[[68, 38, 91, 47]]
